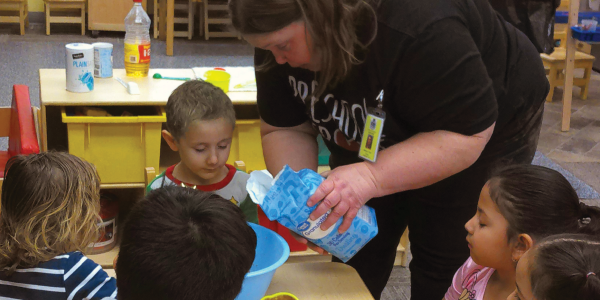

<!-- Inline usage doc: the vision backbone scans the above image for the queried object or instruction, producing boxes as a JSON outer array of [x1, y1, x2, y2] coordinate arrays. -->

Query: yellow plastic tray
[[227, 119, 266, 173], [61, 106, 166, 184]]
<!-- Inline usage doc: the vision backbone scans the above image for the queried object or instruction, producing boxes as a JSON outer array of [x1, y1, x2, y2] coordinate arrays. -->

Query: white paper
[[246, 170, 275, 206]]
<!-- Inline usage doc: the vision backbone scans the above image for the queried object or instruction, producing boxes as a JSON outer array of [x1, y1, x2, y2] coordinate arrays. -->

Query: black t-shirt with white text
[[256, 0, 548, 170]]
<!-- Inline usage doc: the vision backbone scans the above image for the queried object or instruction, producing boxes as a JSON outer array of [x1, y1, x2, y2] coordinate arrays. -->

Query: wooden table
[[104, 262, 374, 300], [38, 68, 257, 188], [39, 68, 256, 148]]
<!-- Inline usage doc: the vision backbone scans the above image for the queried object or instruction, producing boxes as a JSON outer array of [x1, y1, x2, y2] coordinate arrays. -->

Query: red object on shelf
[[0, 85, 40, 179], [257, 206, 308, 252]]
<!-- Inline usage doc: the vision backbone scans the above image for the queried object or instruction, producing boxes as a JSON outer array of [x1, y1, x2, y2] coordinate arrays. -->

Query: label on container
[[93, 44, 113, 78], [297, 210, 336, 239], [124, 43, 151, 64]]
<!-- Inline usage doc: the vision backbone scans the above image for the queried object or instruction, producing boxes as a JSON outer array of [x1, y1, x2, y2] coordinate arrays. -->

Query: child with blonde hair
[[509, 233, 600, 300], [0, 152, 117, 300], [444, 164, 600, 300]]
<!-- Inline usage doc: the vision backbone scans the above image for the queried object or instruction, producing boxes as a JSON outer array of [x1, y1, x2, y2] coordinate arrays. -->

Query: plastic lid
[[133, 0, 142, 2], [214, 67, 226, 71]]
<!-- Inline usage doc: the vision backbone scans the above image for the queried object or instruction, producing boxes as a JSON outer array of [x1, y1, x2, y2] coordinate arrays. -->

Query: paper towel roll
[[66, 43, 94, 93]]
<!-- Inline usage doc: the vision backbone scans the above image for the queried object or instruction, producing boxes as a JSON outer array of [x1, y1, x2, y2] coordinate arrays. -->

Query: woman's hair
[[0, 152, 101, 273], [229, 0, 377, 98], [487, 164, 600, 242], [529, 233, 600, 300]]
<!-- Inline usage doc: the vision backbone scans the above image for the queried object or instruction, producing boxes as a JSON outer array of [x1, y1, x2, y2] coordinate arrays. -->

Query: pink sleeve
[[444, 258, 474, 300]]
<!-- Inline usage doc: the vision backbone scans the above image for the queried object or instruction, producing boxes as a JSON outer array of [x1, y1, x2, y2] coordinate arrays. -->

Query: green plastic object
[[152, 73, 191, 81], [317, 135, 330, 166]]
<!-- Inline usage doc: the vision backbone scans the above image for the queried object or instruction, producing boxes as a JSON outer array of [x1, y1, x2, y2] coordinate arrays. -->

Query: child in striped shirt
[[0, 152, 117, 300]]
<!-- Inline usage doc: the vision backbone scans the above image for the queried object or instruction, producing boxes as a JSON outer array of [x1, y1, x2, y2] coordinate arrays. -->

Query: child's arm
[[240, 194, 259, 224], [444, 258, 472, 300], [63, 252, 118, 300]]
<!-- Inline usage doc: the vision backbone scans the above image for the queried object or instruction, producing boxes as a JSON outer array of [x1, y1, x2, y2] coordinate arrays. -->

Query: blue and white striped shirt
[[0, 251, 117, 300]]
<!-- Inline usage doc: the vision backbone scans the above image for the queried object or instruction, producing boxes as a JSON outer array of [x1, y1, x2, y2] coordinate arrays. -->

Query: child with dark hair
[[509, 233, 600, 300], [444, 164, 600, 300], [147, 79, 258, 224], [0, 152, 117, 300], [116, 186, 257, 300]]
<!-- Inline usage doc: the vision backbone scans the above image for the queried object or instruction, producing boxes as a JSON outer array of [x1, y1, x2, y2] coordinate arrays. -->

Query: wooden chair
[[203, 0, 239, 40], [154, 0, 195, 39], [43, 0, 85, 35], [542, 48, 595, 102], [0, 0, 29, 35], [0, 85, 41, 198], [554, 24, 592, 54]]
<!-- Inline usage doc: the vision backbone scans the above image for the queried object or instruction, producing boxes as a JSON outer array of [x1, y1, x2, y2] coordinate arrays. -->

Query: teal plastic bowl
[[235, 222, 291, 300]]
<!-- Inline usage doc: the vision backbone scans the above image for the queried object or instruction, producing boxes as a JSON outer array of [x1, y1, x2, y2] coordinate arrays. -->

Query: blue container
[[555, 11, 600, 24], [235, 222, 290, 300], [571, 26, 600, 43]]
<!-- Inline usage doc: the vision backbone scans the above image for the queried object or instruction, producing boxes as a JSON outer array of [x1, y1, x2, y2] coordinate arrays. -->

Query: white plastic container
[[92, 42, 113, 78], [65, 43, 94, 93]]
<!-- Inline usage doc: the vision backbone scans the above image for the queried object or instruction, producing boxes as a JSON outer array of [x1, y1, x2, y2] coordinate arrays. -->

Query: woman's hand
[[307, 162, 378, 234]]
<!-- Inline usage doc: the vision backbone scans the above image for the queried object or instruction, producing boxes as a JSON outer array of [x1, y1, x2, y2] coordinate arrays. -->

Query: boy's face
[[165, 118, 234, 184]]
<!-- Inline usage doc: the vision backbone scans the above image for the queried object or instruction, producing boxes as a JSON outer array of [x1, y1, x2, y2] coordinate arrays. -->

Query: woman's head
[[509, 234, 600, 300], [0, 152, 101, 271], [229, 0, 376, 96], [465, 164, 600, 268]]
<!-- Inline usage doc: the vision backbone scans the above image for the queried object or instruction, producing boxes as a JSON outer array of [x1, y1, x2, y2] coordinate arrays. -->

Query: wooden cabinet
[[88, 0, 147, 32]]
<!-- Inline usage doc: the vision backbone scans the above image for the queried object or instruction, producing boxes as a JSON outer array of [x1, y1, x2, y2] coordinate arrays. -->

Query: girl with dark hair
[[509, 234, 600, 300], [445, 165, 600, 300], [229, 0, 549, 298]]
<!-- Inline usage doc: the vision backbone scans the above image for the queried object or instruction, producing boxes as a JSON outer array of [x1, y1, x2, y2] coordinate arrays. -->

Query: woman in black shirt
[[229, 0, 548, 299]]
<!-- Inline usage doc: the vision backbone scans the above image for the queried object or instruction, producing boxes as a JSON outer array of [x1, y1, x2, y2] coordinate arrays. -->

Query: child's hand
[[290, 232, 329, 255]]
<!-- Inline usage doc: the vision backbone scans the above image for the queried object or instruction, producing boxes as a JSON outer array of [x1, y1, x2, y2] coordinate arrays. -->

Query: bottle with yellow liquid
[[124, 0, 151, 77]]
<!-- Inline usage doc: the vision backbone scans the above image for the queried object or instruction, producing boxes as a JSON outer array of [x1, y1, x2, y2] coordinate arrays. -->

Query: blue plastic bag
[[247, 165, 378, 262]]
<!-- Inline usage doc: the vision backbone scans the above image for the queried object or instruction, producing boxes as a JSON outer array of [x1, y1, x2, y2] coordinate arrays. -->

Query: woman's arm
[[308, 123, 495, 233], [261, 119, 319, 174], [261, 119, 330, 254]]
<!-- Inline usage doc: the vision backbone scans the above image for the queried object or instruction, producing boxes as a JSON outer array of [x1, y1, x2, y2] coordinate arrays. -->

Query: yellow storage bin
[[227, 119, 266, 173], [61, 106, 166, 184]]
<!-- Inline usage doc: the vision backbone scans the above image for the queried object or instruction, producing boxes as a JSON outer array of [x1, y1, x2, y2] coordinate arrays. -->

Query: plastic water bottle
[[124, 0, 151, 77]]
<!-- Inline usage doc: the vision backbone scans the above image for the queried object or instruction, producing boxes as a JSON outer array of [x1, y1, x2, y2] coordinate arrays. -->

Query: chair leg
[[188, 0, 194, 40], [204, 0, 208, 40], [80, 3, 85, 35], [25, 1, 29, 28], [19, 2, 25, 35], [153, 0, 158, 39], [546, 65, 558, 102], [197, 2, 203, 37], [45, 2, 50, 35], [580, 65, 592, 100]]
